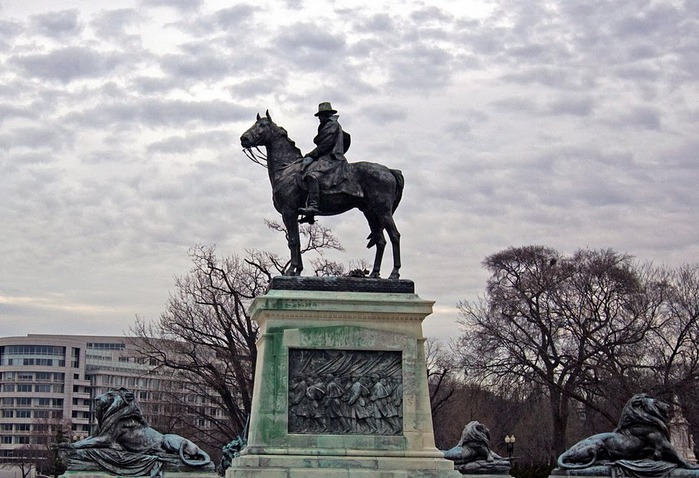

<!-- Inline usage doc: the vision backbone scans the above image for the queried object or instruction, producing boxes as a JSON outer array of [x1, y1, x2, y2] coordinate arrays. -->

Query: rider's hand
[[302, 156, 314, 166]]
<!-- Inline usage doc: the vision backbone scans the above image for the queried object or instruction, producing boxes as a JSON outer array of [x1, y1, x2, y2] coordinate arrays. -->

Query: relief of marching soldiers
[[289, 371, 403, 435]]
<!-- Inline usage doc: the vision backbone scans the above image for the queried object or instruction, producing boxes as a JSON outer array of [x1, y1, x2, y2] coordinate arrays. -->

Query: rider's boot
[[299, 177, 320, 217]]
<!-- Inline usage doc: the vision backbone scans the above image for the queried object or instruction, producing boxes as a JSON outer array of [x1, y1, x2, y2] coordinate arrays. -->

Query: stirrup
[[298, 214, 315, 225]]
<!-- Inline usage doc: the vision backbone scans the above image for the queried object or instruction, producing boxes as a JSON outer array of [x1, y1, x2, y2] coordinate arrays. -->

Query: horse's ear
[[256, 113, 261, 121], [266, 110, 272, 121]]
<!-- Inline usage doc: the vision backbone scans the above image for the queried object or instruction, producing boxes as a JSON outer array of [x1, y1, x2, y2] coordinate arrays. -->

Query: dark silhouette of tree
[[425, 338, 458, 419], [456, 247, 658, 457], [130, 221, 344, 453]]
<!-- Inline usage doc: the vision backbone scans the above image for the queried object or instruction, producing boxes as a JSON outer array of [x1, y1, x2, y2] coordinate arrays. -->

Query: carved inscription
[[288, 349, 402, 435]]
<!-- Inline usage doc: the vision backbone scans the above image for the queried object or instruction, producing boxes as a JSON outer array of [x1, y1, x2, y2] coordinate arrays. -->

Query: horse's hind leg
[[369, 231, 387, 279], [383, 214, 401, 280], [363, 211, 386, 278]]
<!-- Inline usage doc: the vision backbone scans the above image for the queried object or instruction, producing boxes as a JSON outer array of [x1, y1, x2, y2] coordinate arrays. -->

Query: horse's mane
[[276, 125, 302, 157]]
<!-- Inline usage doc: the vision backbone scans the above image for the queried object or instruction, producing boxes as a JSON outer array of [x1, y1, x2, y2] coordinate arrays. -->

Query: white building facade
[[0, 334, 217, 466]]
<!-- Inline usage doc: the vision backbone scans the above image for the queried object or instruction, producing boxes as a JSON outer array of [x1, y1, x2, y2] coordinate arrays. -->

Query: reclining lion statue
[[58, 388, 212, 477], [558, 393, 693, 471], [443, 420, 511, 474]]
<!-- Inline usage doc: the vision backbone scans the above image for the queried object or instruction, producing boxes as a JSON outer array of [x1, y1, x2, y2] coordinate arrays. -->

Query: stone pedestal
[[226, 277, 460, 477], [60, 472, 214, 478]]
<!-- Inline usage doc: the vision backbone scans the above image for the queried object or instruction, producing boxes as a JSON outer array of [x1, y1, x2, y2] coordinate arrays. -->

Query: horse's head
[[240, 110, 280, 149]]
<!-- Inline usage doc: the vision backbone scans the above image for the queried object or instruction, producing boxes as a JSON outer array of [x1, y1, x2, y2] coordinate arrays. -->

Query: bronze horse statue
[[240, 111, 403, 279]]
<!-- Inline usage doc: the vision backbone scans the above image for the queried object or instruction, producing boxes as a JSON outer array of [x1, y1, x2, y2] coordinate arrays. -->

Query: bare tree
[[425, 338, 459, 418], [130, 221, 345, 452], [456, 247, 658, 457], [1, 446, 40, 478], [642, 265, 699, 394]]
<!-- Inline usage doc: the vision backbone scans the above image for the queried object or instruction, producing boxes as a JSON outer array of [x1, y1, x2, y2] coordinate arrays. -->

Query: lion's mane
[[616, 393, 670, 438], [94, 388, 148, 436], [458, 421, 492, 451]]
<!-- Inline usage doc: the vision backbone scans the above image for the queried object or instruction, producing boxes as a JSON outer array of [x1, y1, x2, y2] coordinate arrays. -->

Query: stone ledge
[[226, 453, 461, 477], [550, 465, 699, 478], [60, 472, 215, 478], [269, 276, 415, 294]]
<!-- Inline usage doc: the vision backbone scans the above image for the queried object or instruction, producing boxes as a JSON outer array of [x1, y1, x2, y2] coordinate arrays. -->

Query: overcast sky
[[1, 0, 697, 342]]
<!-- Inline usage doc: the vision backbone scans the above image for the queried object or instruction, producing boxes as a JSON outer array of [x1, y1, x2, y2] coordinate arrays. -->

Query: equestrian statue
[[240, 103, 403, 279]]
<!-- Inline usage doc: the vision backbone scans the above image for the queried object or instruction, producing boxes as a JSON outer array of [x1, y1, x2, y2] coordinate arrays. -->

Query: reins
[[243, 147, 267, 168]]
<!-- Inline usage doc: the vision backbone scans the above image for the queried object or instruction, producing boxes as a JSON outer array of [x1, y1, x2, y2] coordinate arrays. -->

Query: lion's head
[[458, 420, 492, 449], [616, 393, 670, 437], [94, 388, 148, 434]]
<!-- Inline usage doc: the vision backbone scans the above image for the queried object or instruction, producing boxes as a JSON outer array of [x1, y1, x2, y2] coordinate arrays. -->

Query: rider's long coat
[[302, 116, 362, 196]]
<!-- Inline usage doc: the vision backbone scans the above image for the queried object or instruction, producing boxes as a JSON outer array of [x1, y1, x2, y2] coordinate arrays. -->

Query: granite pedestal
[[225, 277, 460, 477]]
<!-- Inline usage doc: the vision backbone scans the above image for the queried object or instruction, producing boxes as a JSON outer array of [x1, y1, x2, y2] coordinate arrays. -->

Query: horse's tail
[[390, 169, 404, 213]]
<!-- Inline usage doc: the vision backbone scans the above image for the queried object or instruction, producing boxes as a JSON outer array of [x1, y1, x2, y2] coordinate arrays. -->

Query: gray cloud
[[0, 0, 697, 343], [611, 105, 662, 131], [91, 8, 142, 46], [140, 0, 202, 12], [11, 46, 123, 83], [159, 46, 233, 81], [64, 98, 252, 129], [30, 9, 83, 39], [274, 26, 347, 70], [0, 126, 73, 151]]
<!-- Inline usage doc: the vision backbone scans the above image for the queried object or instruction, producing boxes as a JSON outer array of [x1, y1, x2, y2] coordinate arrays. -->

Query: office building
[[0, 334, 220, 468]]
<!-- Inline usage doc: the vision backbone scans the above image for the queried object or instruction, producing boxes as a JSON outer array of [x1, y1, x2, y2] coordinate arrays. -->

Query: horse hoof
[[389, 271, 400, 280], [369, 272, 381, 279]]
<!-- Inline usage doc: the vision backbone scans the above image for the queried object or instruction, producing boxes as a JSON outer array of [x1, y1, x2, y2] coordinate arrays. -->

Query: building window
[[16, 398, 32, 406], [17, 410, 31, 418], [1, 436, 11, 444], [35, 384, 51, 393], [15, 436, 30, 444], [1, 411, 12, 418], [0, 384, 14, 393], [5, 345, 65, 356], [71, 348, 80, 368], [16, 384, 32, 392], [87, 342, 125, 350]]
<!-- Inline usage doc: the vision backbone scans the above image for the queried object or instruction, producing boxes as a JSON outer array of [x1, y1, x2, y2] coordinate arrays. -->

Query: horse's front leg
[[282, 212, 303, 276]]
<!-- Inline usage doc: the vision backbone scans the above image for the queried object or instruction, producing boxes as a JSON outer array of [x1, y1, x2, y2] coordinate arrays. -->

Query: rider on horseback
[[298, 102, 361, 220]]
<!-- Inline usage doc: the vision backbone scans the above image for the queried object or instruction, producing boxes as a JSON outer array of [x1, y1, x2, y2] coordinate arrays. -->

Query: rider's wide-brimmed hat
[[315, 102, 337, 116]]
